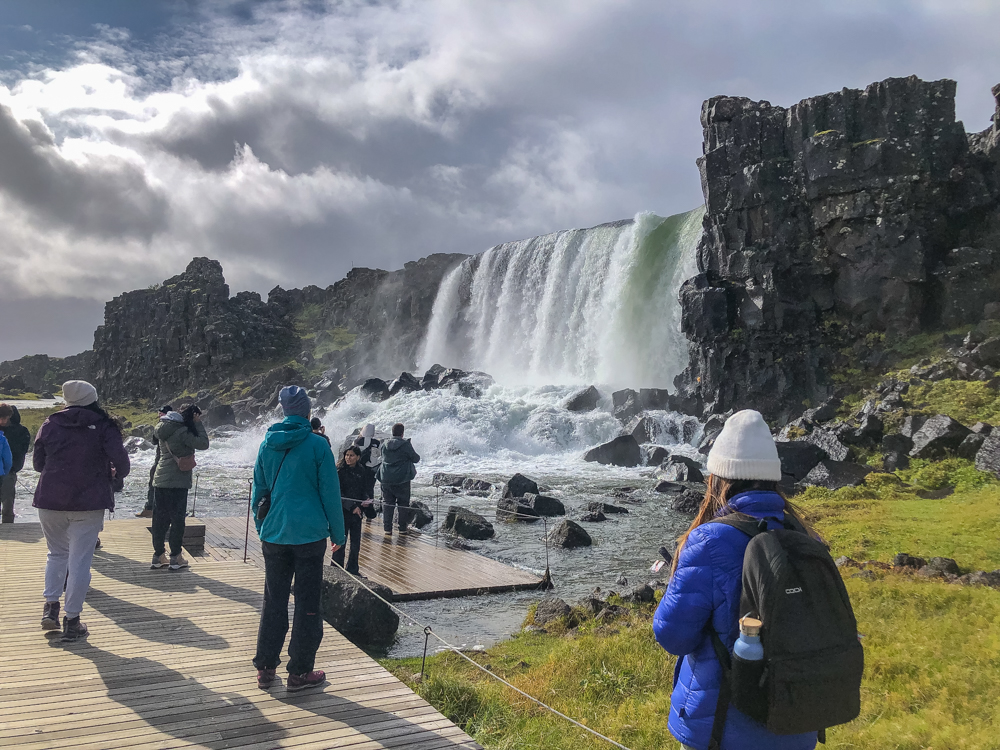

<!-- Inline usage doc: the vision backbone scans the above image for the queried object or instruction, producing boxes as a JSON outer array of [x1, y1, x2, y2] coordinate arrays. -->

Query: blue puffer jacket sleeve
[[0, 434, 10, 476], [654, 530, 714, 656]]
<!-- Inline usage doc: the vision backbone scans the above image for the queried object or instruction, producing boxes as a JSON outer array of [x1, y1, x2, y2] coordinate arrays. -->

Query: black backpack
[[705, 513, 864, 748]]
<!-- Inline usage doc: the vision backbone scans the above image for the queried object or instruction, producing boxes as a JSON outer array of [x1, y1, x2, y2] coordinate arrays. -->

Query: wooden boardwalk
[[198, 516, 542, 601], [0, 521, 482, 750]]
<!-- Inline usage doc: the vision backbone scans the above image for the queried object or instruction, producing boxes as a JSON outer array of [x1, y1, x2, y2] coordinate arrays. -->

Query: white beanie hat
[[63, 380, 99, 407], [706, 409, 782, 481]]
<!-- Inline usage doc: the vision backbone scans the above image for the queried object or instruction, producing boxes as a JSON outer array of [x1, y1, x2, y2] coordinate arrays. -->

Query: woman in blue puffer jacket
[[653, 410, 817, 750]]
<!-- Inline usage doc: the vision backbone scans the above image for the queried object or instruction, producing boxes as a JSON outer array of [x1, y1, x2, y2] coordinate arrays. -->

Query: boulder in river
[[624, 415, 656, 444], [360, 378, 390, 402], [410, 501, 434, 529], [504, 472, 540, 498], [432, 473, 466, 488], [583, 435, 641, 467], [443, 506, 495, 540], [611, 389, 641, 422], [320, 566, 398, 648], [524, 493, 565, 517], [533, 596, 571, 626], [587, 501, 628, 515], [387, 371, 421, 396], [203, 403, 236, 428], [462, 478, 493, 492], [548, 520, 592, 548], [497, 497, 540, 522], [564, 386, 601, 412], [658, 455, 704, 483], [580, 511, 607, 522], [671, 488, 703, 513]]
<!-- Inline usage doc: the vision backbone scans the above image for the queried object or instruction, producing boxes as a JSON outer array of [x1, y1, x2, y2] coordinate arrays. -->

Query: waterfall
[[418, 207, 703, 388]]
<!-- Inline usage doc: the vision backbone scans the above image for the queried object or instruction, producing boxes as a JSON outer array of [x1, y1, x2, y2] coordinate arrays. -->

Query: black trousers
[[332, 509, 362, 574], [254, 539, 326, 675], [381, 482, 412, 532], [151, 487, 187, 556]]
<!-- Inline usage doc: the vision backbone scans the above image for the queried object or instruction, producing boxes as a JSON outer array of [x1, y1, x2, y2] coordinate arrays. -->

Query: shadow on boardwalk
[[86, 589, 231, 650]]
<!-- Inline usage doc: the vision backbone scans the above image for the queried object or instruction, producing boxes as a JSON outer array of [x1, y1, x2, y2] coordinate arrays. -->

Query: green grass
[[903, 379, 1000, 426], [0, 391, 41, 400]]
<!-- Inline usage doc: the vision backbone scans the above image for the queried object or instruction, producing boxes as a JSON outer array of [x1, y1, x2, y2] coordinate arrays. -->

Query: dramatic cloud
[[1, 0, 999, 357]]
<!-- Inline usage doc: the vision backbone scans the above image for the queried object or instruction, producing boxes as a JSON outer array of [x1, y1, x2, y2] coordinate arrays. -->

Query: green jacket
[[252, 415, 345, 547], [152, 417, 210, 489]]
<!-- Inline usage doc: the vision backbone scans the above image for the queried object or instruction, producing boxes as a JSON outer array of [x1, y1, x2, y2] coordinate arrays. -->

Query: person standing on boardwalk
[[252, 385, 345, 692], [32, 381, 130, 642], [353, 423, 381, 523], [0, 404, 31, 523], [377, 423, 420, 537], [334, 445, 373, 575], [150, 404, 209, 571], [136, 405, 173, 519]]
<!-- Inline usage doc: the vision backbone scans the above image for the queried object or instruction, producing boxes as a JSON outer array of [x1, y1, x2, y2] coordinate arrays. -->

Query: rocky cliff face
[[0, 352, 93, 393], [675, 76, 1000, 422], [92, 258, 297, 401]]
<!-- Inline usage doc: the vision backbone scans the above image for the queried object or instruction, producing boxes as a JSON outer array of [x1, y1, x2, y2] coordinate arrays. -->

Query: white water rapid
[[418, 207, 703, 388]]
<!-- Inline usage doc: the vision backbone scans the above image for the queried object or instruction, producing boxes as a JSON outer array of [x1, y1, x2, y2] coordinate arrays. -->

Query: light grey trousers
[[38, 508, 105, 618]]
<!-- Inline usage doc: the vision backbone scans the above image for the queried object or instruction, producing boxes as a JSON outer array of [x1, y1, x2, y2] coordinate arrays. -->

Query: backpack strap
[[706, 512, 769, 538], [707, 628, 733, 750]]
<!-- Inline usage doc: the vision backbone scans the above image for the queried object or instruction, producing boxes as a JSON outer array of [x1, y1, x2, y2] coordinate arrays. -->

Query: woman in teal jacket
[[252, 386, 345, 692]]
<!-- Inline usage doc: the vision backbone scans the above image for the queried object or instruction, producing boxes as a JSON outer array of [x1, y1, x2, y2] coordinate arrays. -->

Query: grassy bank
[[384, 460, 1000, 749]]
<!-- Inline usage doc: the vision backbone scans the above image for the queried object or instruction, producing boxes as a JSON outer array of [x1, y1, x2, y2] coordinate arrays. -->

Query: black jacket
[[337, 462, 371, 511], [0, 406, 31, 473]]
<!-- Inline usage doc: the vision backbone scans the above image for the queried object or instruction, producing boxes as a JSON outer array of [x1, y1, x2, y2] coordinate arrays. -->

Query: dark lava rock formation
[[674, 76, 1000, 421]]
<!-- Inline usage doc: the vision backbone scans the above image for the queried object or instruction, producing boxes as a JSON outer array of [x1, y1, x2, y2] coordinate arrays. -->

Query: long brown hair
[[670, 474, 814, 576]]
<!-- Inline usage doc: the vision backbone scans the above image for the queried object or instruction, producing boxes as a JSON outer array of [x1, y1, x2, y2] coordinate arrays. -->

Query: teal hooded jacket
[[252, 415, 345, 547]]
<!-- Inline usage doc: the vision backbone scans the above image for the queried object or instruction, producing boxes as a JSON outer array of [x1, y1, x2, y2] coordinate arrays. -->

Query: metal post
[[244, 478, 253, 564], [420, 626, 433, 681], [190, 473, 199, 517]]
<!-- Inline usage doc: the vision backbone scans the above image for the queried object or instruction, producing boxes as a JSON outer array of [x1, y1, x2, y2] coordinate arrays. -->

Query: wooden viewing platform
[[0, 520, 484, 749]]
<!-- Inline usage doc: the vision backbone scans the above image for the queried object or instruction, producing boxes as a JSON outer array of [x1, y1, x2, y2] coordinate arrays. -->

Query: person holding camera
[[252, 386, 345, 692], [150, 403, 209, 571]]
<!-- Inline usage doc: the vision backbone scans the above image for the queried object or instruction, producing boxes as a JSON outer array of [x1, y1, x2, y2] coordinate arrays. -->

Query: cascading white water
[[418, 207, 703, 387]]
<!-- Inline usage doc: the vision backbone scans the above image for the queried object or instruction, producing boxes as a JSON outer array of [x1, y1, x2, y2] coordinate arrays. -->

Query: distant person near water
[[0, 403, 30, 523], [376, 423, 419, 537], [334, 445, 374, 575], [653, 409, 862, 750], [353, 423, 381, 520], [150, 404, 209, 571], [310, 417, 331, 445], [136, 405, 173, 518], [252, 385, 345, 692], [32, 381, 130, 642]]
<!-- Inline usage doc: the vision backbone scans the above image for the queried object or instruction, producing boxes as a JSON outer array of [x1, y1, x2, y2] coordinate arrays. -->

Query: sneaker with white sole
[[41, 601, 60, 631], [169, 554, 190, 570], [150, 553, 169, 569]]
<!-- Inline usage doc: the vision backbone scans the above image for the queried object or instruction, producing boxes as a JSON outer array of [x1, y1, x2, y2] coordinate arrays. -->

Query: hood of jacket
[[154, 418, 186, 442], [10, 406, 21, 425], [47, 406, 106, 429], [263, 416, 315, 451], [381, 437, 410, 457]]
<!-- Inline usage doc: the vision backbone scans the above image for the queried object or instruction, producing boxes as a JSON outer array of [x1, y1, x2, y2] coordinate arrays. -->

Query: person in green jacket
[[252, 385, 345, 692], [150, 404, 209, 571]]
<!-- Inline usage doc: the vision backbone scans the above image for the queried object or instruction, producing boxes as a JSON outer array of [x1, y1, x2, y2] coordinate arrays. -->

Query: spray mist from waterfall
[[418, 207, 703, 388]]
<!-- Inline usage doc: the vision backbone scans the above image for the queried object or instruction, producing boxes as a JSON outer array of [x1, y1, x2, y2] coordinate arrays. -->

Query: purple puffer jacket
[[32, 407, 131, 512]]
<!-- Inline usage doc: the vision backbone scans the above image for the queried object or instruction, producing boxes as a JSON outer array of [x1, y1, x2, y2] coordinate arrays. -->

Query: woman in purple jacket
[[33, 381, 130, 642], [653, 410, 817, 750]]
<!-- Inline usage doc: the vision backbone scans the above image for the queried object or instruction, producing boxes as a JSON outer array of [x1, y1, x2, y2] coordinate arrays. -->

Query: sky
[[0, 0, 998, 359]]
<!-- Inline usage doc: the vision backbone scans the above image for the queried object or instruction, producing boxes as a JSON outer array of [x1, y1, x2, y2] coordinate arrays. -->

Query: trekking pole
[[189, 473, 199, 517], [243, 478, 253, 564]]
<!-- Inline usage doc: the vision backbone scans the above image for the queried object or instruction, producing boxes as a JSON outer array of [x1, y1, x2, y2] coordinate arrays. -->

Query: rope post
[[435, 490, 441, 549], [243, 478, 253, 564], [190, 473, 199, 517], [420, 625, 433, 682]]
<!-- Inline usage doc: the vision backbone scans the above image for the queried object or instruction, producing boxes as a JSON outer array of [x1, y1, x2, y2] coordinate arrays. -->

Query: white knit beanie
[[62, 380, 98, 407], [706, 409, 782, 481]]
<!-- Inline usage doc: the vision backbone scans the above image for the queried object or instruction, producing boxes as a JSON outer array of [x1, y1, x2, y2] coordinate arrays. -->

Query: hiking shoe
[[286, 670, 326, 692], [61, 616, 89, 642], [150, 553, 169, 569], [95, 537, 102, 550], [257, 668, 277, 689], [169, 554, 190, 570], [136, 508, 153, 518], [41, 601, 60, 631]]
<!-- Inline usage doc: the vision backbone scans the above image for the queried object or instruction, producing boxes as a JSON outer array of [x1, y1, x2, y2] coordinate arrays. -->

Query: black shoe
[[41, 601, 60, 631], [61, 616, 89, 642]]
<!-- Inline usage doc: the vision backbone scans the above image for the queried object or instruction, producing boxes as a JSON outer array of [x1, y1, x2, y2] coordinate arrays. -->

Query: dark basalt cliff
[[674, 76, 1000, 422]]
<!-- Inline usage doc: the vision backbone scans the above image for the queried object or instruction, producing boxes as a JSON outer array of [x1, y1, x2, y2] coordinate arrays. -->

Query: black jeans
[[332, 509, 362, 574], [381, 482, 412, 532], [254, 539, 326, 675], [151, 487, 188, 556]]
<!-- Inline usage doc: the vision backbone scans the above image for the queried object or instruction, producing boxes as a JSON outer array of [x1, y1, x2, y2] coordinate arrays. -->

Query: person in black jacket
[[333, 446, 373, 575], [0, 404, 31, 524]]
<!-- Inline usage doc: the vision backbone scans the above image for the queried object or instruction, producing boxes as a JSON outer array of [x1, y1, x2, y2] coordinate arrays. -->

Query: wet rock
[[387, 371, 422, 396], [974, 433, 1000, 477], [421, 364, 445, 390], [639, 388, 672, 410], [776, 441, 828, 482], [624, 415, 656, 444], [645, 445, 670, 466], [124, 436, 153, 454], [671, 488, 704, 513], [203, 403, 236, 428], [587, 502, 629, 515], [313, 377, 343, 406], [360, 378, 390, 402], [533, 596, 571, 626], [497, 497, 540, 522], [548, 520, 592, 548], [564, 386, 601, 412], [697, 414, 727, 455], [658, 457, 704, 483], [801, 460, 872, 489], [654, 480, 686, 493], [443, 506, 495, 540], [462, 478, 493, 492], [320, 566, 398, 648], [892, 553, 927, 569], [433, 473, 466, 488], [583, 435, 641, 467], [523, 493, 565, 517], [410, 501, 434, 529], [611, 389, 641, 423], [909, 415, 972, 458], [504, 473, 540, 498], [580, 511, 607, 522]]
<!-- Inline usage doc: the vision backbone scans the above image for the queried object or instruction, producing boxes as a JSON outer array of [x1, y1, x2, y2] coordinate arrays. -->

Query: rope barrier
[[329, 557, 634, 750]]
